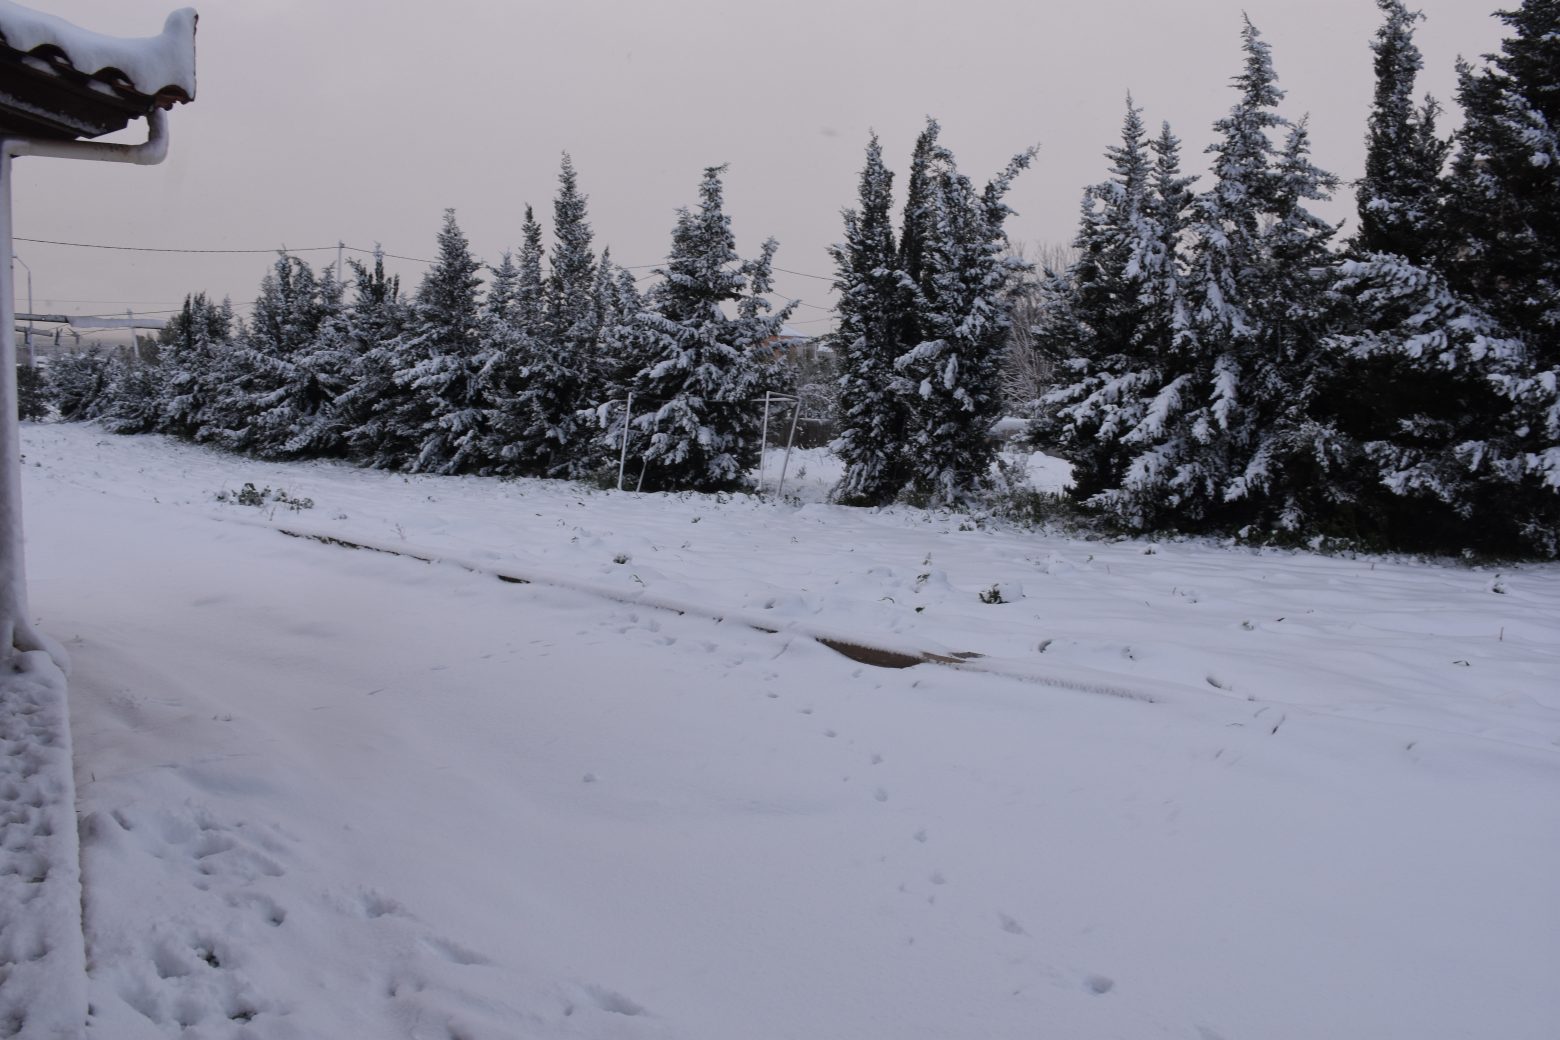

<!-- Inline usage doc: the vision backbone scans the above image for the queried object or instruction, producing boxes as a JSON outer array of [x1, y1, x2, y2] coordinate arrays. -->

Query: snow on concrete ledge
[[0, 651, 87, 1039], [0, 2, 196, 102]]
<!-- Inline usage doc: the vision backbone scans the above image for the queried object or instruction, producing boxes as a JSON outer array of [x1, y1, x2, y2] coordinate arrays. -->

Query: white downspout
[[0, 109, 171, 666]]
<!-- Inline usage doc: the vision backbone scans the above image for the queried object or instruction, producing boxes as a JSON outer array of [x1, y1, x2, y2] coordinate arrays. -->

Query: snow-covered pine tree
[[100, 349, 164, 434], [896, 120, 942, 354], [1094, 18, 1342, 535], [269, 263, 357, 459], [1438, 0, 1560, 554], [625, 165, 793, 492], [1325, 253, 1525, 549], [830, 132, 915, 506], [472, 249, 531, 474], [486, 207, 546, 472], [1037, 99, 1168, 502], [15, 363, 46, 422], [514, 205, 546, 342], [1353, 0, 1451, 263], [1316, 0, 1509, 551], [388, 210, 488, 473], [156, 292, 233, 440], [896, 125, 1034, 506], [509, 156, 602, 478], [591, 255, 650, 472], [338, 248, 411, 466], [484, 249, 520, 330], [203, 253, 327, 455], [47, 346, 115, 422], [1222, 118, 1352, 532]]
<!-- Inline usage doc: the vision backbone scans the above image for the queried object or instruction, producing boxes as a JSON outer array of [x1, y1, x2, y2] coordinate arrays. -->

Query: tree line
[[43, 161, 798, 493], [1005, 0, 1557, 557], [30, 0, 1560, 557]]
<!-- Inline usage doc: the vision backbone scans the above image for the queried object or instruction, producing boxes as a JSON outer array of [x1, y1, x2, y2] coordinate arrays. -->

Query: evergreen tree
[[157, 292, 233, 440], [1353, 0, 1451, 263], [274, 264, 356, 458], [510, 156, 602, 477], [1325, 253, 1525, 549], [15, 363, 47, 422], [100, 352, 163, 434], [1437, 0, 1560, 553], [339, 248, 411, 466], [591, 256, 650, 473], [485, 249, 521, 328], [896, 128, 1035, 505], [896, 120, 943, 354], [1038, 100, 1173, 502], [388, 210, 487, 473], [48, 346, 115, 422], [514, 205, 547, 341], [625, 165, 792, 492], [473, 248, 532, 473], [831, 132, 914, 506], [205, 253, 328, 456], [1092, 18, 1342, 533]]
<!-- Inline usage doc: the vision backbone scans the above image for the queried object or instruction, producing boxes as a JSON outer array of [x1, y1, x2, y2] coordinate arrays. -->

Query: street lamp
[[10, 253, 29, 367]]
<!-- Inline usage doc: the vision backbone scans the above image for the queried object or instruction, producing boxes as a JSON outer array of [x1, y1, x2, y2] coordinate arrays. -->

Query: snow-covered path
[[16, 424, 1560, 1039]]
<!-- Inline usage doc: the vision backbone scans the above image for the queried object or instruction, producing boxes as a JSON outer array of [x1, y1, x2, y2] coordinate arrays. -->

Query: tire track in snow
[[267, 523, 1164, 704]]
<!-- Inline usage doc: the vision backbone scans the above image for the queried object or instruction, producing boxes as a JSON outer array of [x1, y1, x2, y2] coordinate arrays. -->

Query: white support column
[[0, 150, 24, 656]]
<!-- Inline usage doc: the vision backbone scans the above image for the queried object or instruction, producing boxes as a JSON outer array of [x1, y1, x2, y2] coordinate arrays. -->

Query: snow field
[[12, 422, 1560, 1039]]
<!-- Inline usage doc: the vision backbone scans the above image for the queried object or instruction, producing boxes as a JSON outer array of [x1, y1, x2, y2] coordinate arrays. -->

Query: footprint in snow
[[998, 913, 1027, 936]]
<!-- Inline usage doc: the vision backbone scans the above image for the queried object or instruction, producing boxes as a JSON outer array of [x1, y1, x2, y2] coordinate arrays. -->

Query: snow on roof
[[0, 2, 196, 104]]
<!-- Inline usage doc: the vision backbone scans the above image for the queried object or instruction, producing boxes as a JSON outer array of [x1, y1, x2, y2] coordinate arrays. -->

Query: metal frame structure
[[0, 110, 173, 661]]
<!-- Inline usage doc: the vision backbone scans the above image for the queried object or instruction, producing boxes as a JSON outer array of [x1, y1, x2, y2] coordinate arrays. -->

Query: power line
[[16, 235, 835, 281], [15, 236, 339, 255], [773, 266, 834, 283], [14, 236, 436, 265]]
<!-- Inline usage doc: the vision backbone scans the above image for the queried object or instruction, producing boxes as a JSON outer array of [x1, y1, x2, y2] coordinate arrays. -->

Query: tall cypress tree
[[897, 133, 1035, 505], [1438, 0, 1560, 554], [1318, 0, 1515, 552], [831, 132, 914, 506], [1091, 18, 1341, 534], [625, 165, 791, 492], [592, 255, 649, 470], [205, 253, 328, 456], [1353, 0, 1451, 263], [390, 209, 487, 473], [1039, 99, 1169, 502], [511, 155, 602, 478], [157, 292, 233, 440], [339, 248, 409, 466], [488, 206, 546, 472], [273, 263, 356, 458]]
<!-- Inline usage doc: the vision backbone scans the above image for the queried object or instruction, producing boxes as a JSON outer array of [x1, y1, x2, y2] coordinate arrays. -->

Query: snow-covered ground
[[12, 422, 1560, 1039]]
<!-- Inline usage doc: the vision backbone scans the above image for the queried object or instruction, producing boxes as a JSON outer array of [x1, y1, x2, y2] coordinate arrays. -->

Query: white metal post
[[0, 151, 23, 656], [757, 391, 773, 495], [776, 396, 802, 499], [616, 392, 633, 491]]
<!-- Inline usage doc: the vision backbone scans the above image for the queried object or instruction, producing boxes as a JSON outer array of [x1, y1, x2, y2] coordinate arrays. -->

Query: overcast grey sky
[[15, 0, 1506, 335]]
